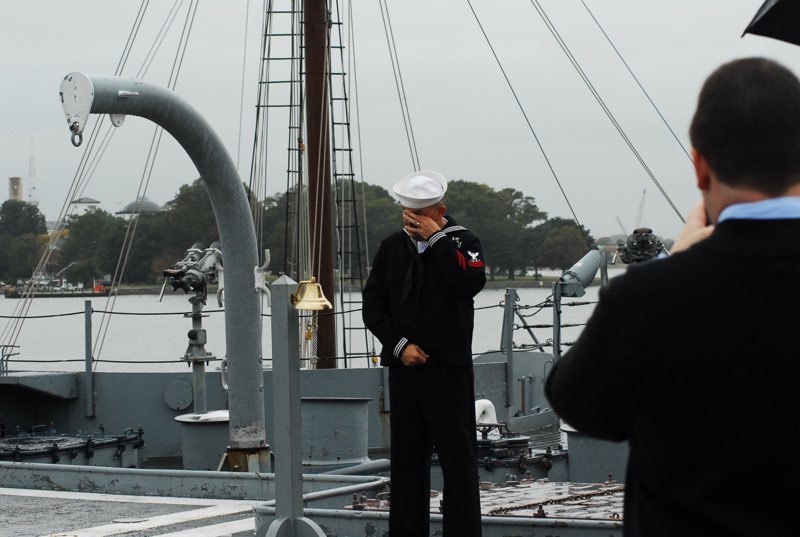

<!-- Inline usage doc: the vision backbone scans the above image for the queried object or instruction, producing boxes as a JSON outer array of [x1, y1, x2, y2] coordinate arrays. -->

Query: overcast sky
[[0, 0, 796, 240]]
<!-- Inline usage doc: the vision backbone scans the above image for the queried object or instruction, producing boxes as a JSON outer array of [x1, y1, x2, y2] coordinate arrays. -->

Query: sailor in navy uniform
[[363, 170, 486, 537]]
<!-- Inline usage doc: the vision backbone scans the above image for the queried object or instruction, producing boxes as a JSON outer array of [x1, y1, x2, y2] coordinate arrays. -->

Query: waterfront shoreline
[[114, 275, 610, 295], [2, 272, 617, 299]]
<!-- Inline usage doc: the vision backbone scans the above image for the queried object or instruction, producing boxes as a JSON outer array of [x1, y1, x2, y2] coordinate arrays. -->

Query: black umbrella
[[743, 0, 800, 46]]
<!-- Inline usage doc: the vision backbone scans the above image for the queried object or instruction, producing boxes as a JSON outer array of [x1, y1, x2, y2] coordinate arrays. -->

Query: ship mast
[[304, 0, 336, 368]]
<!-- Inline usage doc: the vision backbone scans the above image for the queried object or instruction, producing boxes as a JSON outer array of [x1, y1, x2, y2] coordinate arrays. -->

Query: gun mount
[[161, 241, 223, 305], [615, 227, 665, 264]]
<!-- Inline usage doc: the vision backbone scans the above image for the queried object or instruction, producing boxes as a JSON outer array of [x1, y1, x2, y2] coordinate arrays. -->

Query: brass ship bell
[[291, 277, 332, 311]]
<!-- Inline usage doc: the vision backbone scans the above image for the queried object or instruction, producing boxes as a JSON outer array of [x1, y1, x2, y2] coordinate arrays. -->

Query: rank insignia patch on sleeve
[[467, 250, 484, 268]]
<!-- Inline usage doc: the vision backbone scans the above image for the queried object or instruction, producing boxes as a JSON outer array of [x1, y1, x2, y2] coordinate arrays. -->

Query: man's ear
[[692, 149, 711, 192], [438, 204, 447, 217]]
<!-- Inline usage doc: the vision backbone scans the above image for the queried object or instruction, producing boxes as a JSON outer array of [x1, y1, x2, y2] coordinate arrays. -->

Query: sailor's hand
[[401, 343, 429, 367], [671, 200, 713, 254], [403, 210, 440, 241]]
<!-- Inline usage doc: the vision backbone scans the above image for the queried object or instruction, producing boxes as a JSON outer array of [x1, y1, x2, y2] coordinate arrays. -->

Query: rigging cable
[[382, 0, 422, 170], [331, 0, 375, 366], [59, 0, 163, 221], [2, 0, 152, 345], [309, 17, 333, 282], [94, 0, 200, 366], [0, 1, 151, 352], [95, 6, 186, 358], [4, 120, 110, 347], [247, 0, 273, 268], [116, 0, 151, 75], [290, 0, 305, 279], [235, 0, 253, 171], [135, 0, 186, 79], [465, 0, 592, 248], [250, 1, 268, 269], [347, 0, 372, 267], [378, 0, 421, 170], [307, 2, 349, 363], [280, 0, 310, 280], [286, 0, 304, 278], [167, 0, 199, 89], [97, 0, 199, 352], [330, 0, 348, 362], [250, 0, 305, 277], [527, 0, 685, 224], [292, 0, 310, 280], [13, 0, 185, 359], [578, 0, 693, 165]]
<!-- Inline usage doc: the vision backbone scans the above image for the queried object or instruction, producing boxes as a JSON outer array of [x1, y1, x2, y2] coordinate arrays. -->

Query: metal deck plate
[[350, 479, 624, 522], [0, 488, 257, 537], [476, 479, 624, 520]]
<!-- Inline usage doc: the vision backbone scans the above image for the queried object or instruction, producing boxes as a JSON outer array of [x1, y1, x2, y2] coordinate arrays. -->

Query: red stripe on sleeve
[[456, 250, 467, 270]]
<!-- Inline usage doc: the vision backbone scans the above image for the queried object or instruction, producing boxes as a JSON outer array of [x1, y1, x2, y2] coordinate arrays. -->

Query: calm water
[[0, 281, 608, 373]]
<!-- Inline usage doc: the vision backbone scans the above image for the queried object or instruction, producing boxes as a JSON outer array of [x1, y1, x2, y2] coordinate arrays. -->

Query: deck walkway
[[0, 488, 256, 537], [2, 477, 625, 536]]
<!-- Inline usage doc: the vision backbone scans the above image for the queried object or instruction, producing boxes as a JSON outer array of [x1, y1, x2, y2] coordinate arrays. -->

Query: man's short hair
[[689, 57, 800, 195]]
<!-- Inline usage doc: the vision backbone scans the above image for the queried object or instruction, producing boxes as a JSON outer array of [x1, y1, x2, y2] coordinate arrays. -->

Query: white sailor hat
[[392, 170, 448, 209]]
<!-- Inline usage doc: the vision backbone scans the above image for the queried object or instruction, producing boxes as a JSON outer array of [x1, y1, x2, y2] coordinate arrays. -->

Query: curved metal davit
[[59, 73, 265, 457]]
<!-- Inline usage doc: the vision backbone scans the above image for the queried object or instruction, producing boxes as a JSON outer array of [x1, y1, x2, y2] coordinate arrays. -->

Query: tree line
[[0, 178, 594, 285]]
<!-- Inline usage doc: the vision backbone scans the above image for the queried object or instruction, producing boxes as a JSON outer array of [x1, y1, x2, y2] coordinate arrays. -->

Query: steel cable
[[528, 0, 685, 224], [378, 0, 421, 170], [94, 1, 200, 366], [578, 0, 693, 165], [465, 0, 592, 249]]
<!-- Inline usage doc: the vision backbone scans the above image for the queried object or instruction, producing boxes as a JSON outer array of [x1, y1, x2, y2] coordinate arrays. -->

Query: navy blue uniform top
[[362, 215, 486, 367]]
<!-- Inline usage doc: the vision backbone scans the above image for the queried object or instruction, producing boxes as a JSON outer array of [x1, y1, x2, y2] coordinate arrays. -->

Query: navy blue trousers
[[388, 362, 481, 537]]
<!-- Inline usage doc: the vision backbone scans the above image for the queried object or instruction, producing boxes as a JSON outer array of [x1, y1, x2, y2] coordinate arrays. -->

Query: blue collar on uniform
[[718, 196, 800, 222]]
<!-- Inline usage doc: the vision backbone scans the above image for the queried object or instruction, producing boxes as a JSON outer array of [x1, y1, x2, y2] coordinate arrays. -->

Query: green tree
[[153, 179, 219, 267], [58, 180, 219, 285], [445, 181, 505, 279], [0, 200, 46, 236], [0, 233, 42, 281], [47, 177, 595, 286], [257, 180, 398, 278], [529, 217, 595, 271], [121, 178, 222, 284], [125, 214, 167, 283], [446, 180, 546, 279], [257, 190, 290, 275], [0, 201, 47, 281], [355, 181, 400, 268], [495, 187, 548, 279], [60, 209, 127, 285]]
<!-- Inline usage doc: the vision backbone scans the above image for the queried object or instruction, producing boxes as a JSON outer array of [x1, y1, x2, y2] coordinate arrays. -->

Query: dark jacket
[[362, 216, 486, 367], [545, 218, 800, 537]]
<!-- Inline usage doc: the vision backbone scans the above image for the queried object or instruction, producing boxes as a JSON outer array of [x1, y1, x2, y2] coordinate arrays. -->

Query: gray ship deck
[[0, 488, 257, 537], [3, 479, 624, 536]]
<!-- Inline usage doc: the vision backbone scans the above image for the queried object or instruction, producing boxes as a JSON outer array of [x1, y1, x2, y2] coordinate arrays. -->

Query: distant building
[[8, 177, 22, 201], [116, 196, 162, 217], [71, 196, 101, 215]]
